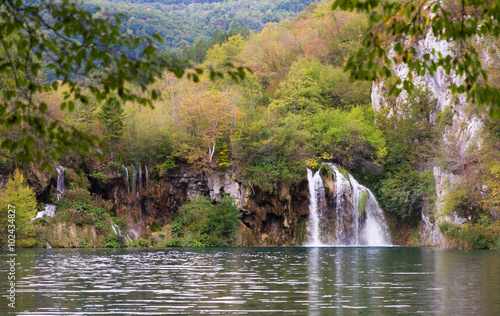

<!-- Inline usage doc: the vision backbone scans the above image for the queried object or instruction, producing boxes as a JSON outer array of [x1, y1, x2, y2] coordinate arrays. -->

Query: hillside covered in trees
[[1, 0, 500, 249], [83, 0, 317, 60]]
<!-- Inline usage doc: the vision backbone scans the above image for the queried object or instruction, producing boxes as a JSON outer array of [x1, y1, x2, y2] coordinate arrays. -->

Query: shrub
[[150, 221, 161, 232], [104, 235, 125, 248], [129, 238, 150, 247], [168, 195, 240, 247], [439, 220, 500, 249]]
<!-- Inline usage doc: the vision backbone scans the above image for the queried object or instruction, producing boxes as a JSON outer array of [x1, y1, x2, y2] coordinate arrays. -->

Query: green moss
[[357, 191, 368, 218], [150, 221, 161, 232], [295, 217, 308, 246], [65, 169, 90, 190], [89, 172, 109, 181], [337, 165, 349, 180]]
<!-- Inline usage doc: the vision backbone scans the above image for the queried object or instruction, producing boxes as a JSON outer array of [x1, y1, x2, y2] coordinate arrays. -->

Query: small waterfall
[[331, 165, 352, 244], [122, 165, 130, 194], [129, 216, 143, 241], [137, 164, 142, 198], [111, 222, 122, 236], [131, 164, 137, 195], [145, 165, 149, 191], [46, 242, 52, 249], [306, 164, 391, 246], [31, 204, 56, 221], [56, 166, 66, 201], [306, 169, 324, 246], [348, 174, 391, 245]]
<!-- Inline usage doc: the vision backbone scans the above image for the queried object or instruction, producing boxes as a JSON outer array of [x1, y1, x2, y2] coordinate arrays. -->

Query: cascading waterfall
[[122, 165, 130, 194], [306, 164, 391, 246], [131, 164, 137, 194], [32, 166, 66, 221], [111, 222, 122, 236], [145, 165, 149, 191], [121, 163, 145, 241], [31, 204, 56, 221], [306, 169, 324, 246], [56, 166, 66, 201], [129, 217, 143, 240], [137, 164, 142, 198], [330, 165, 352, 244]]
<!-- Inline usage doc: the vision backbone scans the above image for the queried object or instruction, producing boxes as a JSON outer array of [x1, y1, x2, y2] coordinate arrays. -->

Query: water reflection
[[0, 247, 499, 315]]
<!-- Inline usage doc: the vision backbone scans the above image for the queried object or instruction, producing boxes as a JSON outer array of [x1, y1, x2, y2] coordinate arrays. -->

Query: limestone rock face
[[80, 163, 309, 246], [372, 30, 490, 245]]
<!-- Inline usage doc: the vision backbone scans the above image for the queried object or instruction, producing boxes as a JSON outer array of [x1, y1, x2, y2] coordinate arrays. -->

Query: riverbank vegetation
[[0, 0, 499, 249]]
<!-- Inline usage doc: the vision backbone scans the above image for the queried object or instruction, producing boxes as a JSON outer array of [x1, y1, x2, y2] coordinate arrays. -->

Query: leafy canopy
[[0, 0, 248, 169], [332, 0, 500, 118]]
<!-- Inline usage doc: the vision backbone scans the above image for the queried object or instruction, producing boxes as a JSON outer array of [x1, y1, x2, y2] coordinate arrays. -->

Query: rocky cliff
[[371, 30, 493, 245], [31, 161, 310, 247]]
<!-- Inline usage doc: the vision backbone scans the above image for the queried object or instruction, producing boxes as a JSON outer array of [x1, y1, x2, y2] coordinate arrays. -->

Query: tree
[[0, 169, 38, 247], [97, 98, 126, 140], [271, 59, 322, 116], [332, 0, 500, 118], [0, 0, 247, 169], [175, 89, 241, 169]]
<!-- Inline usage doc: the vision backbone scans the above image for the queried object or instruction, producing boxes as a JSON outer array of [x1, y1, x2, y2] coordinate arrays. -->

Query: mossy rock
[[295, 217, 308, 246], [337, 166, 349, 180], [65, 169, 90, 190], [320, 165, 336, 195], [235, 223, 257, 247], [358, 191, 368, 218]]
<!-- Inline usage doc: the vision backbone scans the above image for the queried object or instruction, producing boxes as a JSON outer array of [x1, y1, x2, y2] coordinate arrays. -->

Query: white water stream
[[306, 164, 391, 246]]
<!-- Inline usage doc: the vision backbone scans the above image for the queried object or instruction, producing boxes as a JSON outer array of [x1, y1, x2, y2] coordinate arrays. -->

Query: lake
[[1, 247, 500, 315]]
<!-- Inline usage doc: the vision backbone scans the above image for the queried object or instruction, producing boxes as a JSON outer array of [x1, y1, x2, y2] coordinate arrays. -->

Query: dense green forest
[[1, 0, 500, 249], [83, 0, 316, 60]]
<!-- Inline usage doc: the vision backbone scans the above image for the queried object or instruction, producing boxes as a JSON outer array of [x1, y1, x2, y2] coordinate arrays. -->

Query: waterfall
[[129, 213, 144, 241], [145, 165, 149, 191], [46, 242, 52, 249], [306, 164, 391, 246], [111, 222, 122, 236], [56, 166, 66, 201], [330, 165, 352, 244], [137, 164, 142, 198], [31, 204, 57, 221], [131, 164, 137, 195], [348, 174, 391, 246], [122, 165, 130, 194], [306, 169, 324, 246]]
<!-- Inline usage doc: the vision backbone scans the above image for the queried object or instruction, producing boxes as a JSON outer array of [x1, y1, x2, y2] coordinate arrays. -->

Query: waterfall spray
[[306, 164, 391, 246]]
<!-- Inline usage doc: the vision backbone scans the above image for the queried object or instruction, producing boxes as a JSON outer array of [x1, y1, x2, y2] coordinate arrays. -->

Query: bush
[[439, 220, 500, 249], [168, 195, 240, 247], [55, 188, 112, 234], [129, 238, 150, 247], [104, 235, 125, 248]]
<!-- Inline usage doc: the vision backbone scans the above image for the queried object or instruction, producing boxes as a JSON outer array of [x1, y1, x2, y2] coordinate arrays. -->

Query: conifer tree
[[97, 99, 126, 140]]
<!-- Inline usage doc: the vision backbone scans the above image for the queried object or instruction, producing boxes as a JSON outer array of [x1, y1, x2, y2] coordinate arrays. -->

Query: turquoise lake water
[[1, 247, 500, 315]]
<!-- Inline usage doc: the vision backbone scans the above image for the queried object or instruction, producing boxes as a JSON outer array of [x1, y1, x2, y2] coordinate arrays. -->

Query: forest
[[1, 0, 500, 249], [82, 0, 316, 59]]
